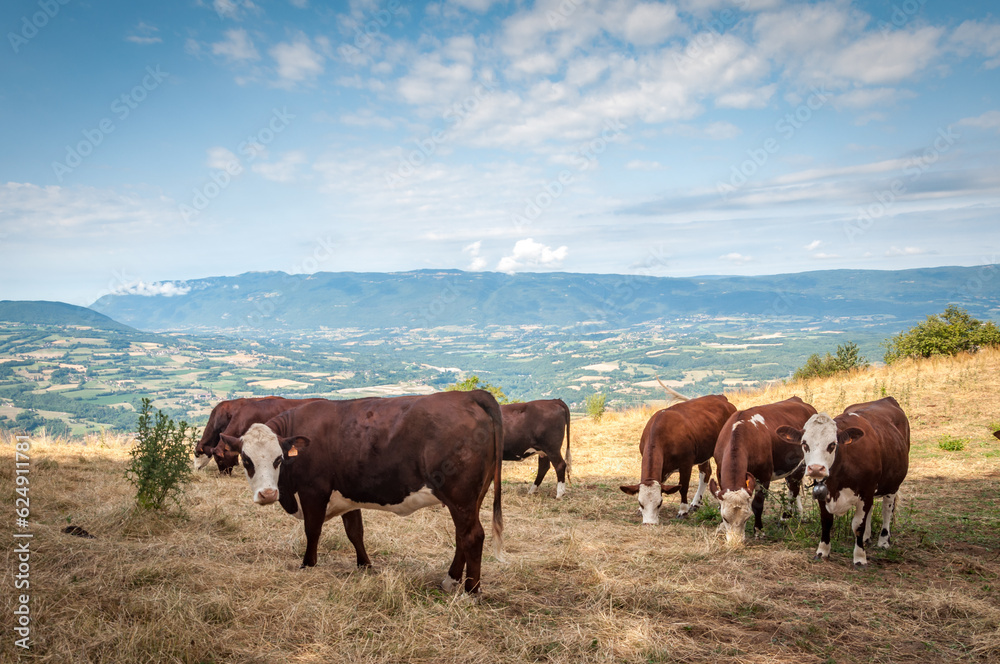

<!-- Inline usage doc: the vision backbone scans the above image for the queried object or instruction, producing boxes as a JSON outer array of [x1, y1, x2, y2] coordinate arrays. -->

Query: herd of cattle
[[192, 390, 913, 593]]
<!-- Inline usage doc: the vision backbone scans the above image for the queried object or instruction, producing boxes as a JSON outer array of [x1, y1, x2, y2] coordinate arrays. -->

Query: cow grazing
[[193, 397, 323, 474], [221, 390, 504, 594], [501, 399, 571, 498], [620, 394, 737, 524], [776, 397, 910, 566], [709, 396, 817, 543]]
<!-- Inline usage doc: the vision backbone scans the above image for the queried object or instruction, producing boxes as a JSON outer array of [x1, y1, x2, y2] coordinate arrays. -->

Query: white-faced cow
[[194, 397, 323, 474], [709, 396, 817, 544], [221, 390, 504, 594], [776, 397, 910, 566], [620, 394, 737, 524], [501, 399, 571, 498]]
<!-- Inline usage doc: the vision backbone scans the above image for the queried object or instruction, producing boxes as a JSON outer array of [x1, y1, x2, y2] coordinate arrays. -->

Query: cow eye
[[273, 455, 282, 469], [827, 443, 836, 453], [241, 454, 255, 478]]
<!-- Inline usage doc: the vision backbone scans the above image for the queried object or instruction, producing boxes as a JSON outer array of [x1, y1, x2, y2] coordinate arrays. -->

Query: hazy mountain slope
[[0, 300, 135, 332]]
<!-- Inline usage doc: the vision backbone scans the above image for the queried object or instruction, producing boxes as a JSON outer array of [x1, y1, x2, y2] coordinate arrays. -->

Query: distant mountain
[[88, 266, 1000, 333], [0, 300, 135, 332]]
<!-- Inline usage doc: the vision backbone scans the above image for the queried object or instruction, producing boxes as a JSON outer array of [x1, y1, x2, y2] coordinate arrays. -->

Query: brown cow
[[994, 430, 1000, 440], [709, 396, 817, 543], [620, 395, 737, 524], [193, 397, 323, 474], [219, 390, 504, 594], [776, 397, 910, 566], [501, 399, 571, 498]]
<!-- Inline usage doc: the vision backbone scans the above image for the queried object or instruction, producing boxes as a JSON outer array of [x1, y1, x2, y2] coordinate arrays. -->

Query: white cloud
[[112, 281, 191, 297], [252, 151, 307, 183], [804, 240, 822, 251], [270, 36, 325, 85], [949, 20, 1000, 69], [497, 238, 568, 273], [719, 252, 752, 263], [463, 240, 487, 271], [885, 246, 927, 257], [834, 87, 915, 110], [625, 160, 666, 171], [126, 22, 162, 45], [206, 147, 242, 171], [623, 3, 680, 46], [813, 252, 840, 260], [214, 0, 257, 20], [958, 110, 1000, 132], [831, 27, 943, 85], [212, 28, 260, 62]]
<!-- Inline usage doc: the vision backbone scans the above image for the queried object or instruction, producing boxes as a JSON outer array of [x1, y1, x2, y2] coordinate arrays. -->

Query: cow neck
[[718, 419, 750, 490], [639, 434, 665, 484]]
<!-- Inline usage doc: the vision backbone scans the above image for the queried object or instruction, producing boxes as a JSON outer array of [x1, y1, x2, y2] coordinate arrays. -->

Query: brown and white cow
[[776, 397, 910, 566], [220, 390, 504, 594], [620, 394, 737, 523], [501, 399, 571, 498], [194, 397, 324, 474], [709, 396, 817, 543]]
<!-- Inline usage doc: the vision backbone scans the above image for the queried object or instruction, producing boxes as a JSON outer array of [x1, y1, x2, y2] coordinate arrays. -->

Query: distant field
[[2, 350, 998, 662]]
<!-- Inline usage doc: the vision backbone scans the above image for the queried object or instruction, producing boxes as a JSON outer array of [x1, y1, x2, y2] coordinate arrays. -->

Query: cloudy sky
[[2, 0, 999, 305]]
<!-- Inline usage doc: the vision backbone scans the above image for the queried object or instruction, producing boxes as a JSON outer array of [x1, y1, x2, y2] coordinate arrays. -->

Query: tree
[[446, 375, 510, 404], [585, 393, 607, 421], [124, 398, 194, 511], [793, 341, 869, 380], [883, 305, 1000, 364]]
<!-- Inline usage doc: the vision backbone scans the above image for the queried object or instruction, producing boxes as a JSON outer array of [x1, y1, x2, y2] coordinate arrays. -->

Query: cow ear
[[708, 478, 722, 500], [619, 484, 640, 496], [218, 433, 242, 454], [744, 473, 756, 495], [776, 425, 803, 445], [660, 484, 681, 495], [839, 427, 865, 446], [279, 435, 310, 459]]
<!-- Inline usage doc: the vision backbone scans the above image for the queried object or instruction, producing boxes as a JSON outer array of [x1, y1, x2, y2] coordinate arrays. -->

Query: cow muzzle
[[255, 488, 279, 505], [806, 464, 828, 479]]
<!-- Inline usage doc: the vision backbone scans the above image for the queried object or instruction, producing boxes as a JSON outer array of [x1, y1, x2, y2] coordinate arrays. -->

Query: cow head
[[619, 481, 681, 525], [224, 423, 310, 506], [776, 414, 863, 481], [709, 473, 756, 544]]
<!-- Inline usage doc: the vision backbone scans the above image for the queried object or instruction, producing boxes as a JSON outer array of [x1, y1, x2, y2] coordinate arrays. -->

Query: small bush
[[585, 393, 607, 422], [884, 305, 1000, 364], [445, 374, 510, 404], [793, 341, 869, 380], [937, 435, 967, 452], [125, 398, 194, 510]]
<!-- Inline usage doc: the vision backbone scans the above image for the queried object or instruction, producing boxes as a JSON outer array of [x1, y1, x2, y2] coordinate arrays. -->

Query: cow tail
[[562, 399, 572, 483], [488, 396, 505, 562]]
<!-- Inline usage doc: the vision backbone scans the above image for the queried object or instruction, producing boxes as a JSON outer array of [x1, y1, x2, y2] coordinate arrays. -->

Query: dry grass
[[3, 350, 1000, 663]]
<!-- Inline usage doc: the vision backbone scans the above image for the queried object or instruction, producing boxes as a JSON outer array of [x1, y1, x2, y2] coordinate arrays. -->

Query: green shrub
[[937, 435, 966, 452], [445, 374, 510, 404], [793, 341, 869, 380], [585, 393, 607, 422], [884, 305, 1000, 364], [125, 398, 194, 510]]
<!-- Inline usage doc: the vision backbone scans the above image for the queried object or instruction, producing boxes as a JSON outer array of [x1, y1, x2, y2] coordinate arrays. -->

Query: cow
[[776, 397, 910, 566], [193, 397, 324, 474], [501, 399, 571, 498], [619, 394, 737, 524], [709, 396, 817, 544], [219, 390, 504, 594], [994, 430, 1000, 440]]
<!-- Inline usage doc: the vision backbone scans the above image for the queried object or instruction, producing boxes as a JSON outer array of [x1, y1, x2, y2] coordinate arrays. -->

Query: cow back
[[833, 397, 910, 495]]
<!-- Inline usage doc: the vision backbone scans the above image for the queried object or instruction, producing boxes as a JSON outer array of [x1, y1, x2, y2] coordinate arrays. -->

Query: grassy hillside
[[2, 350, 998, 663]]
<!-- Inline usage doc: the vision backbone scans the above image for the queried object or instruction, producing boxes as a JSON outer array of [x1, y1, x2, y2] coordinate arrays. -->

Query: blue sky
[[2, 0, 999, 306]]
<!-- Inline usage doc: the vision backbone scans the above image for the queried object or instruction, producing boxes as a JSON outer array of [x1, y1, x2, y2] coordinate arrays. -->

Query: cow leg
[[675, 465, 693, 517], [300, 494, 328, 568], [751, 486, 766, 538], [816, 501, 833, 560], [550, 451, 568, 499], [878, 494, 897, 549], [443, 506, 485, 594], [783, 474, 804, 520], [528, 456, 551, 495], [688, 461, 712, 512], [341, 510, 371, 568], [852, 496, 873, 566]]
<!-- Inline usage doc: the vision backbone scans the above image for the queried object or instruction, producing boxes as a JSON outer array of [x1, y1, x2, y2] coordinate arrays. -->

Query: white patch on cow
[[523, 447, 537, 455], [795, 492, 805, 516], [732, 421, 742, 431], [816, 541, 831, 559], [441, 575, 461, 593], [556, 481, 566, 499], [193, 453, 212, 470], [853, 543, 868, 566], [527, 483, 538, 495], [878, 493, 896, 548], [823, 487, 860, 517], [637, 483, 662, 525], [800, 413, 839, 479], [690, 470, 709, 509], [718, 489, 753, 544], [239, 423, 284, 505], [677, 502, 690, 517], [324, 486, 442, 518], [750, 414, 766, 427]]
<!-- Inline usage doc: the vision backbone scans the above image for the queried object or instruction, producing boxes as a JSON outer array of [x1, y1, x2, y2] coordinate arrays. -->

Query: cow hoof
[[854, 562, 868, 568], [754, 530, 765, 540], [441, 575, 461, 593], [813, 554, 825, 561]]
